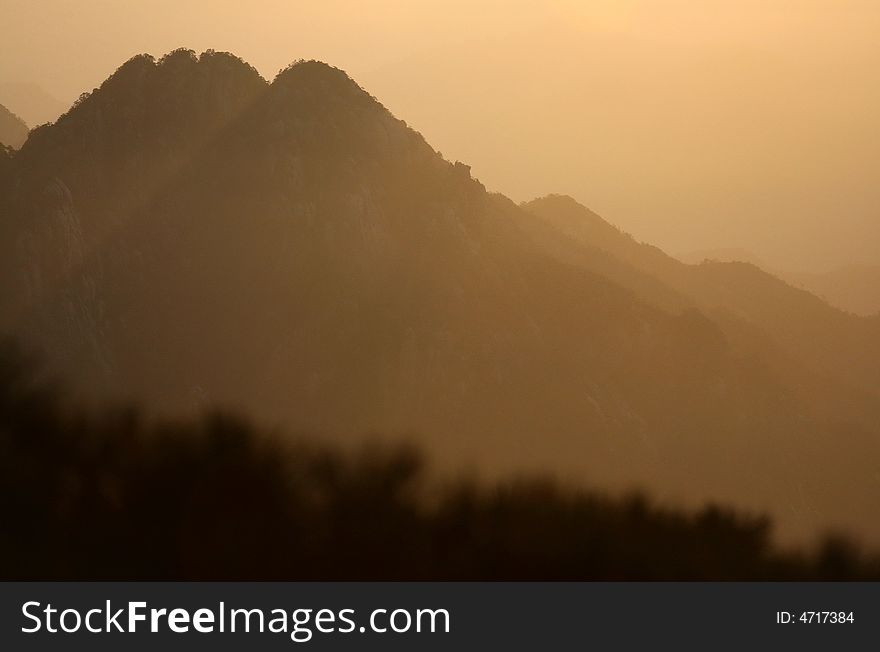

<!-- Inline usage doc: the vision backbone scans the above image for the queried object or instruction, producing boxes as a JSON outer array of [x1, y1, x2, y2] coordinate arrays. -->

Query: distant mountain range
[[0, 103, 28, 149], [0, 81, 66, 127], [1, 50, 878, 544], [678, 248, 769, 269], [680, 249, 880, 317], [785, 266, 880, 317]]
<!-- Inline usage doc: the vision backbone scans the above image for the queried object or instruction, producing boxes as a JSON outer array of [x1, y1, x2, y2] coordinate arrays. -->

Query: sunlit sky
[[2, 1, 879, 270]]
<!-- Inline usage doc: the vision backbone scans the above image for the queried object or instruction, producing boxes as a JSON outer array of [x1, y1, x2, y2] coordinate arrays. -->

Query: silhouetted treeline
[[0, 342, 877, 581]]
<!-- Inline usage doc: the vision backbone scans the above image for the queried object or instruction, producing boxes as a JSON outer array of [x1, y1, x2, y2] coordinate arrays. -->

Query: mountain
[[0, 81, 66, 127], [1, 50, 879, 544], [522, 195, 880, 393], [679, 249, 880, 317], [778, 266, 880, 317], [0, 104, 28, 149], [678, 248, 768, 269]]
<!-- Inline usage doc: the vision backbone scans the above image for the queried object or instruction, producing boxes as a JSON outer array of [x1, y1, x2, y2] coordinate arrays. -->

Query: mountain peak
[[19, 49, 267, 161], [523, 194, 603, 220], [103, 49, 265, 93], [271, 59, 379, 109], [523, 194, 627, 246], [274, 59, 351, 85]]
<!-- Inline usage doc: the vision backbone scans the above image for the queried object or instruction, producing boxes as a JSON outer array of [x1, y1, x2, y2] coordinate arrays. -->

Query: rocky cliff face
[[7, 176, 110, 382]]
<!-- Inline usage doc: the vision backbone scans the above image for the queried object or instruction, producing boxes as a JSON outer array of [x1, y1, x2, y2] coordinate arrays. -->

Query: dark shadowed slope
[[1, 51, 879, 544], [0, 103, 28, 149]]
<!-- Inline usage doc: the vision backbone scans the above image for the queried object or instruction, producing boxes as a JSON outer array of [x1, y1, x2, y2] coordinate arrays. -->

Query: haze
[[2, 0, 878, 270]]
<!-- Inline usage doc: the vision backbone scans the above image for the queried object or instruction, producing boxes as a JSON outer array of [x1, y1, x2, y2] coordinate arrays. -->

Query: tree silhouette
[[1, 340, 877, 580]]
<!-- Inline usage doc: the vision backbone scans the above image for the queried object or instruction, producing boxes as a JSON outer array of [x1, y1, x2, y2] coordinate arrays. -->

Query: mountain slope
[[679, 249, 880, 317], [522, 195, 880, 395], [785, 266, 880, 317], [0, 104, 28, 149], [1, 50, 879, 543]]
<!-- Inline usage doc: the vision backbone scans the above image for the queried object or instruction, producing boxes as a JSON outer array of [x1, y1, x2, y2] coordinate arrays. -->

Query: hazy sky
[[2, 0, 878, 270]]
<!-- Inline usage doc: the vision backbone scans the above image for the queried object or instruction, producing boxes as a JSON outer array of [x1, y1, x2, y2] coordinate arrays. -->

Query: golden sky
[[2, 0, 879, 270]]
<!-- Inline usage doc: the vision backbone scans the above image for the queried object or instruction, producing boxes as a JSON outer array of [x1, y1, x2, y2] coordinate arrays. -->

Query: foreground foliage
[[0, 343, 876, 580]]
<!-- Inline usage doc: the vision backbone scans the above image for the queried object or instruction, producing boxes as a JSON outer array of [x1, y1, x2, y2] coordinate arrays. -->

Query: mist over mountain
[[784, 266, 880, 317], [522, 195, 880, 392], [679, 249, 880, 317], [1, 50, 879, 544], [0, 81, 66, 127], [0, 103, 28, 149]]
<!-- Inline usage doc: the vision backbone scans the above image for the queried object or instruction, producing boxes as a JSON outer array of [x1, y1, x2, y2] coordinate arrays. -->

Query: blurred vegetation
[[1, 341, 877, 581]]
